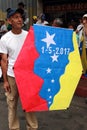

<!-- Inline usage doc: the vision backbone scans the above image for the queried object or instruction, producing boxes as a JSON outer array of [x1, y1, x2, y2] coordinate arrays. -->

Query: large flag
[[14, 25, 82, 112]]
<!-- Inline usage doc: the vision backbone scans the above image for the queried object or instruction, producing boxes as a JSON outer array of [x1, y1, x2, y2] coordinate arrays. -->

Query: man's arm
[[1, 53, 10, 92]]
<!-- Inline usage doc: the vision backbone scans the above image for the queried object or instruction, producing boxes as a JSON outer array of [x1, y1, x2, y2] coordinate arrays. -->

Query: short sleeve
[[0, 39, 8, 54]]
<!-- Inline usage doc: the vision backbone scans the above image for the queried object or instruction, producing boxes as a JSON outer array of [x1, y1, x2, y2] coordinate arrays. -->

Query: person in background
[[68, 23, 74, 29], [6, 8, 12, 31], [36, 13, 49, 25], [0, 8, 38, 130], [67, 21, 77, 31], [32, 16, 38, 24], [78, 14, 87, 78], [0, 20, 7, 38], [17, 1, 29, 30], [52, 18, 63, 27], [76, 18, 83, 34], [75, 18, 83, 48]]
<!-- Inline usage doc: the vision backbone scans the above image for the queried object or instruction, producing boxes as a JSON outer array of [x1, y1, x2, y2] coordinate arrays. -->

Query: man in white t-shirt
[[77, 14, 87, 77], [0, 8, 38, 130]]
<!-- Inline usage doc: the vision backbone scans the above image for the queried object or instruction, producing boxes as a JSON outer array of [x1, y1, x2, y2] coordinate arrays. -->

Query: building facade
[[0, 0, 87, 27], [43, 0, 87, 24]]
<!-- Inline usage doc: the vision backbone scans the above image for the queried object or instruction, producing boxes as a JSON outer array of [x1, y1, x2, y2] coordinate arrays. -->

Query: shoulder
[[1, 31, 11, 40], [1, 31, 12, 40], [22, 30, 28, 37], [23, 30, 28, 33], [77, 24, 83, 31]]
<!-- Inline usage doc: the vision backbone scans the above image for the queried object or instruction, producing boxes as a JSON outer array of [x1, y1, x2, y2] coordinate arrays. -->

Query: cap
[[7, 8, 22, 18], [33, 16, 37, 20], [41, 14, 46, 20], [83, 14, 87, 18]]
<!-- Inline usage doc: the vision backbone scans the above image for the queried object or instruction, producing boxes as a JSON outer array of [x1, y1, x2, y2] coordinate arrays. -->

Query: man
[[0, 20, 7, 37], [36, 13, 49, 25], [18, 2, 29, 30], [6, 8, 12, 31], [78, 14, 87, 77], [52, 18, 63, 27], [32, 16, 37, 24], [0, 8, 38, 130]]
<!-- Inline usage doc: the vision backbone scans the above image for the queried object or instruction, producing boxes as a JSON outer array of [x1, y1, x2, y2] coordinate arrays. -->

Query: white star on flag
[[41, 31, 56, 48], [48, 101, 52, 104], [51, 53, 59, 62], [49, 96, 52, 99], [46, 68, 51, 74], [48, 88, 51, 92], [51, 79, 55, 83]]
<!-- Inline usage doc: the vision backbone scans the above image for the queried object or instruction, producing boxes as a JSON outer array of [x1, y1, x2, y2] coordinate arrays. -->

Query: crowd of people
[[0, 1, 29, 38], [34, 13, 87, 79], [0, 1, 87, 130]]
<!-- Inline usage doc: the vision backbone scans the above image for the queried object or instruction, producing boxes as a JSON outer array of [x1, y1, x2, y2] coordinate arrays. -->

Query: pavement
[[0, 78, 87, 130]]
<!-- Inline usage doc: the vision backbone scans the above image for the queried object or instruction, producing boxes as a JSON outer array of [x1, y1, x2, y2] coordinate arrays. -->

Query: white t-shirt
[[78, 29, 87, 48], [76, 24, 83, 32], [0, 30, 28, 77]]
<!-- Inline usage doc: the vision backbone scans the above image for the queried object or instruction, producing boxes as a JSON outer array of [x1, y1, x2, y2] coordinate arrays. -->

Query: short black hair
[[18, 2, 25, 7]]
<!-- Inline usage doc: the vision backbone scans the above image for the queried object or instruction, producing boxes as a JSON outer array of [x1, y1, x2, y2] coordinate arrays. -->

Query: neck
[[83, 28, 87, 36], [11, 28, 22, 34], [84, 24, 87, 28]]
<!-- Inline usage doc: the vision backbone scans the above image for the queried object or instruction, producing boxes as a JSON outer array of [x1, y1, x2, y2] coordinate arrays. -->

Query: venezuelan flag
[[14, 25, 82, 112]]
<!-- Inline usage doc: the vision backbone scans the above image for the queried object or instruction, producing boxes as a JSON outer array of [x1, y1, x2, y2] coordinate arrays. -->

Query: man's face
[[8, 13, 23, 29], [82, 17, 87, 25], [52, 20, 61, 27]]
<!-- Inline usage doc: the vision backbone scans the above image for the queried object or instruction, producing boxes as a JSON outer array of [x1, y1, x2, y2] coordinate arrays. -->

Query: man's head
[[82, 14, 87, 25], [7, 8, 23, 30], [52, 18, 63, 27], [18, 2, 25, 9], [83, 14, 87, 19], [0, 20, 5, 25], [32, 16, 37, 23]]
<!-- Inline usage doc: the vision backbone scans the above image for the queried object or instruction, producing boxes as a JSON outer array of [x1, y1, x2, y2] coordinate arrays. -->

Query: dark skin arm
[[1, 53, 11, 92]]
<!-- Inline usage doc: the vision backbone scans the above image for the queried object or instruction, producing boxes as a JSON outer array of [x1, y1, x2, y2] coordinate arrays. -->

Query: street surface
[[0, 80, 87, 130]]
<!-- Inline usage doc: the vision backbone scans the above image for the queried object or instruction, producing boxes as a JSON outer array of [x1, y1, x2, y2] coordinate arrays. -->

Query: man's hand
[[4, 81, 11, 93]]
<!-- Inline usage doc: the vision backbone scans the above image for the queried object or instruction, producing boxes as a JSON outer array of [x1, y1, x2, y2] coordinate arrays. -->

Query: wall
[[0, 0, 44, 27], [37, 0, 43, 16], [0, 0, 30, 27]]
